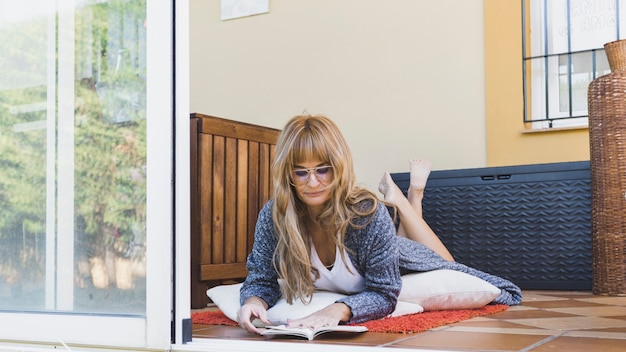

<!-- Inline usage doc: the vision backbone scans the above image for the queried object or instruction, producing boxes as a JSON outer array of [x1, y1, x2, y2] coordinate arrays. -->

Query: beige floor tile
[[446, 326, 560, 335], [524, 300, 608, 309], [522, 292, 573, 302], [531, 291, 596, 299], [507, 316, 626, 330], [306, 331, 424, 346], [488, 309, 577, 320], [391, 330, 551, 351], [530, 336, 626, 352], [193, 325, 264, 340], [508, 304, 540, 311], [575, 296, 626, 306], [564, 330, 626, 339], [547, 306, 626, 317], [451, 318, 543, 330]]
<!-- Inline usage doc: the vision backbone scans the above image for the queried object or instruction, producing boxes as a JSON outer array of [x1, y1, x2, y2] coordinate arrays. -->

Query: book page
[[260, 325, 367, 340]]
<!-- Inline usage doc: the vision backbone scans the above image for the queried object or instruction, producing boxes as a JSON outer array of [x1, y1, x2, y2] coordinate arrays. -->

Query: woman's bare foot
[[409, 159, 431, 191], [408, 159, 431, 215], [378, 172, 404, 204]]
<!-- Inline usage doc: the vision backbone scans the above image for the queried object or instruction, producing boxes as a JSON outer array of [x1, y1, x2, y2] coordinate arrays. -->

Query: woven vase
[[588, 39, 626, 296]]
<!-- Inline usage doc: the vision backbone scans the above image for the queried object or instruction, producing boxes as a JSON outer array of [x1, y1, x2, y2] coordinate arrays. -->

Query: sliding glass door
[[0, 0, 174, 349]]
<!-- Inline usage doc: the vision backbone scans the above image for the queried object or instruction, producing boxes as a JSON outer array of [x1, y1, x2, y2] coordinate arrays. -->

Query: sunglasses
[[291, 166, 333, 185]]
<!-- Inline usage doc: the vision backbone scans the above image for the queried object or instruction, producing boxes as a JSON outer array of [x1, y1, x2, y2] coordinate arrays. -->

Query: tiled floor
[[191, 290, 626, 351]]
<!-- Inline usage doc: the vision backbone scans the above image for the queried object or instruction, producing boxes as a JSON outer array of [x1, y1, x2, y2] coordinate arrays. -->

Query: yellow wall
[[484, 0, 590, 166]]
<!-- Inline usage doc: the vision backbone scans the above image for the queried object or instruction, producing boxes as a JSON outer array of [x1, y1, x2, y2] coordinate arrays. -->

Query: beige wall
[[484, 0, 590, 167], [190, 0, 488, 191]]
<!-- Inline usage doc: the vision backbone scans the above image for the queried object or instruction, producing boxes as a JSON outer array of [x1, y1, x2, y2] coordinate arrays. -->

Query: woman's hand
[[237, 297, 271, 334], [285, 302, 351, 330]]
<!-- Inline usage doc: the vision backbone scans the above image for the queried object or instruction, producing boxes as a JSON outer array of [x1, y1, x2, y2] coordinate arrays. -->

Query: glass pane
[[621, 0, 626, 39], [0, 0, 146, 315], [558, 54, 570, 114], [0, 0, 50, 310], [570, 0, 619, 52], [595, 49, 612, 78], [529, 0, 622, 55], [73, 0, 147, 315], [526, 57, 548, 121], [528, 0, 569, 55], [571, 56, 589, 112], [557, 50, 613, 116], [571, 52, 602, 112], [545, 54, 563, 118], [546, 0, 569, 55], [528, 0, 549, 56]]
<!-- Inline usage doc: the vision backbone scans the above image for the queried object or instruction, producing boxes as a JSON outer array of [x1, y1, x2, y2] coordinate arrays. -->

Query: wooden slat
[[236, 139, 249, 263], [224, 137, 237, 263], [269, 144, 276, 196], [258, 143, 271, 209], [193, 113, 280, 145], [201, 263, 248, 281], [247, 141, 260, 251], [199, 134, 213, 265], [212, 136, 225, 263], [190, 117, 203, 308]]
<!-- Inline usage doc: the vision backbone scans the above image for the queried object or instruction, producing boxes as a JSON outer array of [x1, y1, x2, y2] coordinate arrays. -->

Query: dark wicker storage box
[[391, 161, 592, 290]]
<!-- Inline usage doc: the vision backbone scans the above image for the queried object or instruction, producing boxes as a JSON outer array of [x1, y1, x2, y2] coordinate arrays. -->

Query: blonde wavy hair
[[272, 114, 381, 304]]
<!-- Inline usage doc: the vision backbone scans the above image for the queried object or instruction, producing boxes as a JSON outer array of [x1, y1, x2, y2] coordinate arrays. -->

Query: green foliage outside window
[[0, 0, 146, 302]]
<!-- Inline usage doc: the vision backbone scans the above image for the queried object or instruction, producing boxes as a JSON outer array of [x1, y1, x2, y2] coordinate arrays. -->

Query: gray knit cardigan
[[240, 200, 523, 324]]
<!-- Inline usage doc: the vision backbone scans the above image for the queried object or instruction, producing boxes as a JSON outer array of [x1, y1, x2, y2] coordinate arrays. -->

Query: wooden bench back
[[190, 113, 280, 308]]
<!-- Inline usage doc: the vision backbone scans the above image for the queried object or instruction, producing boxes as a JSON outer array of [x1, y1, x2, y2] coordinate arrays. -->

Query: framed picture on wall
[[221, 0, 269, 20]]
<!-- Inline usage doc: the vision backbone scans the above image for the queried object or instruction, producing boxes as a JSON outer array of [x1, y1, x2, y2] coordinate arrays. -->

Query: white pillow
[[206, 283, 423, 325], [399, 269, 501, 311], [388, 301, 424, 317], [266, 290, 349, 324], [206, 269, 500, 324], [206, 283, 243, 322]]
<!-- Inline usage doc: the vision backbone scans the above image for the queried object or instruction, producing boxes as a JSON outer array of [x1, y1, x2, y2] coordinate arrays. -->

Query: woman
[[237, 114, 522, 334]]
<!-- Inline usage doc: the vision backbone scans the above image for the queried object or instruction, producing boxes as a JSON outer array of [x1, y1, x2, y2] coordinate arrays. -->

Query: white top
[[310, 244, 365, 295]]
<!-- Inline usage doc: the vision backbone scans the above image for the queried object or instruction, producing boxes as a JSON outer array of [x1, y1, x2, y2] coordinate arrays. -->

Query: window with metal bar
[[523, 0, 624, 129]]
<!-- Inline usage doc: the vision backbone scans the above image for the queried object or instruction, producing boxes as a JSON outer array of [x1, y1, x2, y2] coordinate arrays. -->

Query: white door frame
[[0, 0, 175, 349]]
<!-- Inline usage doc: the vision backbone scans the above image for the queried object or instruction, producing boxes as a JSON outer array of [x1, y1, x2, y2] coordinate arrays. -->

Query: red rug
[[192, 304, 508, 334]]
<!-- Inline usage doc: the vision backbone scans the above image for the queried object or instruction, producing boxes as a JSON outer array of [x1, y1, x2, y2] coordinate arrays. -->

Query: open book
[[260, 324, 368, 340]]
